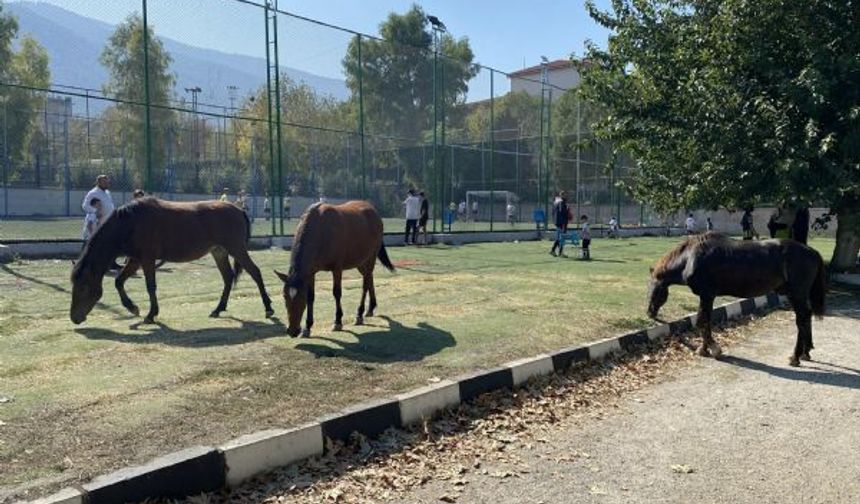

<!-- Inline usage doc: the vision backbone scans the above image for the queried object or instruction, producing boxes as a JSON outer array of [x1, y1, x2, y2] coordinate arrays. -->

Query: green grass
[[0, 216, 542, 241], [0, 237, 835, 498]]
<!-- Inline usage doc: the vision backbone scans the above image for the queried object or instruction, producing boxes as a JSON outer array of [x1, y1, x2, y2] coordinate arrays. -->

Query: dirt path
[[402, 293, 860, 504]]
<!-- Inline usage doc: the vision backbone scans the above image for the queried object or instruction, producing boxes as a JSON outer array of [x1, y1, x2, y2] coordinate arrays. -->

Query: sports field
[[0, 216, 543, 241], [0, 237, 835, 500]]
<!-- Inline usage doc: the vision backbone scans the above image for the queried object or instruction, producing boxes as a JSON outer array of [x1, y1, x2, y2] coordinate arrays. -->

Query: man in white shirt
[[685, 213, 697, 235], [82, 174, 116, 228], [403, 189, 421, 245]]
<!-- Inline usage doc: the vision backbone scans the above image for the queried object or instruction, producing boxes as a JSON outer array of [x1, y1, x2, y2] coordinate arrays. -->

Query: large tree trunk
[[831, 197, 860, 273]]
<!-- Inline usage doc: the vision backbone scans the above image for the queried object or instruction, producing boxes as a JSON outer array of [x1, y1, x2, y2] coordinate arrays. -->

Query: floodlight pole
[[141, 0, 153, 193]]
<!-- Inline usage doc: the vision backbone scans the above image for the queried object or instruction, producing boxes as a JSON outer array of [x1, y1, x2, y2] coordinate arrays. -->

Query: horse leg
[[331, 269, 343, 331], [141, 259, 159, 324], [356, 267, 368, 326], [302, 277, 315, 338], [365, 268, 377, 317], [789, 299, 813, 367], [696, 295, 718, 358], [115, 258, 141, 316], [210, 248, 234, 318], [231, 248, 275, 318]]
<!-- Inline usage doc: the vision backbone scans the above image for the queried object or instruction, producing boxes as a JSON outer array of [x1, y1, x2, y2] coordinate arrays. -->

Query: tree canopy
[[580, 0, 860, 269], [100, 13, 175, 190], [342, 5, 478, 143]]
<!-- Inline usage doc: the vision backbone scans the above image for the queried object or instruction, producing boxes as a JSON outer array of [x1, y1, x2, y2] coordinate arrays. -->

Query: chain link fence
[[0, 0, 650, 240]]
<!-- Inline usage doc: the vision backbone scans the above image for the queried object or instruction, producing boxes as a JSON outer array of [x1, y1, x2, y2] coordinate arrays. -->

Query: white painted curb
[[396, 380, 461, 427], [646, 324, 671, 341], [29, 487, 83, 504], [507, 354, 555, 387], [220, 423, 323, 487], [587, 337, 622, 360]]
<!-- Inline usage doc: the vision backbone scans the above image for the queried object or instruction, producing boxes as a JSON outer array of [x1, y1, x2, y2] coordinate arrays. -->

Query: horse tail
[[378, 243, 395, 272], [810, 255, 826, 319], [232, 209, 252, 286]]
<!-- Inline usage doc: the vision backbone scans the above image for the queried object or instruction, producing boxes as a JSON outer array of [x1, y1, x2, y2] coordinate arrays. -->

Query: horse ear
[[274, 269, 290, 284]]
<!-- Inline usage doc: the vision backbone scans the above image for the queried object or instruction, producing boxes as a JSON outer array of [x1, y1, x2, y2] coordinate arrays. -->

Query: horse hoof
[[800, 352, 812, 361], [209, 311, 221, 318], [355, 317, 364, 326], [789, 357, 800, 367], [143, 317, 156, 325], [301, 328, 311, 338], [332, 323, 343, 331], [265, 309, 275, 319], [696, 345, 711, 357], [129, 306, 140, 316], [365, 310, 375, 317], [710, 344, 723, 358]]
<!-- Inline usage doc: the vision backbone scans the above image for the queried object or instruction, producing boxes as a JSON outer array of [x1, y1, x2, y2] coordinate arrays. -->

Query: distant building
[[508, 59, 582, 96]]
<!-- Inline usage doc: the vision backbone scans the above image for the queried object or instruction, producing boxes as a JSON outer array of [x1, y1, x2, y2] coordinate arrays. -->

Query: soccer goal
[[464, 190, 519, 222]]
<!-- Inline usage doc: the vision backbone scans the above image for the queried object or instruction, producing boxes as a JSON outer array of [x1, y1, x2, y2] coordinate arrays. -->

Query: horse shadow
[[720, 355, 860, 390], [294, 316, 456, 363], [74, 316, 287, 348], [1, 263, 129, 316]]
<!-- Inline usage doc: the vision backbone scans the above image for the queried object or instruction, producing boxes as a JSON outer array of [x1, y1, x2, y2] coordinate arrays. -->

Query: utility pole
[[227, 85, 238, 164]]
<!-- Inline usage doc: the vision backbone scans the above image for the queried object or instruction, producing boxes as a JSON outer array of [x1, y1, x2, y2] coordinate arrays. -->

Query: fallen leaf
[[439, 494, 458, 502], [671, 464, 695, 474]]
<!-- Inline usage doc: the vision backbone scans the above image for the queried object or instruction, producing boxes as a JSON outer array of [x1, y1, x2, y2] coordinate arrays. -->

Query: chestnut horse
[[70, 197, 274, 324], [275, 200, 395, 337], [647, 233, 826, 366]]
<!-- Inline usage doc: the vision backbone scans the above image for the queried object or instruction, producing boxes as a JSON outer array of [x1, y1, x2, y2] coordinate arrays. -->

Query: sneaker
[[549, 250, 557, 257]]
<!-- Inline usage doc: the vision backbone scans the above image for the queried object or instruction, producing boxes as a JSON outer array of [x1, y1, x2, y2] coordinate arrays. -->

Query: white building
[[508, 59, 582, 96]]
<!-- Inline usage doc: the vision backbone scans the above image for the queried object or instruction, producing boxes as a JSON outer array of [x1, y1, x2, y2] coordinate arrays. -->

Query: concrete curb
[[30, 295, 786, 504]]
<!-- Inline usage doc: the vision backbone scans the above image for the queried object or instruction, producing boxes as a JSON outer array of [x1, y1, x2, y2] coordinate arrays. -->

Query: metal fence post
[[489, 69, 495, 231], [431, 32, 438, 233], [2, 97, 8, 217], [141, 0, 153, 193], [64, 106, 70, 216], [357, 34, 366, 200]]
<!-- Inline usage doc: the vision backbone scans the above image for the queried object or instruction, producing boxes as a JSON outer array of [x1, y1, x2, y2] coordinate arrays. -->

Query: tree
[[580, 0, 860, 270], [341, 5, 478, 143], [0, 3, 50, 176], [100, 13, 175, 190]]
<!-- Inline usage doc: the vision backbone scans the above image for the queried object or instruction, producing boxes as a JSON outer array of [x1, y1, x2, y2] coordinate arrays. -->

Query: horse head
[[646, 266, 669, 319], [70, 261, 103, 324], [275, 269, 306, 337]]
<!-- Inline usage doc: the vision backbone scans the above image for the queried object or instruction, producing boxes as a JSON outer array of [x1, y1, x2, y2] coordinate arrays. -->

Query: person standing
[[418, 191, 430, 245], [608, 216, 619, 238], [741, 208, 755, 240], [403, 189, 421, 245], [579, 214, 591, 260], [263, 193, 271, 221], [706, 217, 714, 232], [685, 213, 697, 235], [791, 204, 810, 244], [549, 191, 570, 257], [81, 197, 102, 245], [506, 202, 516, 225], [458, 200, 467, 221], [82, 174, 116, 229], [219, 187, 230, 202], [471, 200, 479, 222]]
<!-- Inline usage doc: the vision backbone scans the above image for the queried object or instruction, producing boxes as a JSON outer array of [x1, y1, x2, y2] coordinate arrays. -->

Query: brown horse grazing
[[70, 197, 274, 324], [647, 233, 826, 366], [274, 200, 395, 338]]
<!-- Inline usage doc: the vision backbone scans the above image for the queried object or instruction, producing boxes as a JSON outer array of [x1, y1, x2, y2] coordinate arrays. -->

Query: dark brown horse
[[274, 200, 395, 337], [71, 197, 274, 324], [647, 233, 826, 366]]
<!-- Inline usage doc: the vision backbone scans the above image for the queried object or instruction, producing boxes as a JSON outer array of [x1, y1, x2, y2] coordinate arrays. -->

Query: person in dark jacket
[[549, 191, 570, 257], [418, 191, 430, 245], [791, 205, 810, 244]]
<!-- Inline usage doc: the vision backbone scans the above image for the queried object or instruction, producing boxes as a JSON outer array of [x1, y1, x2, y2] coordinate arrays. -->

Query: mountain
[[4, 1, 349, 112]]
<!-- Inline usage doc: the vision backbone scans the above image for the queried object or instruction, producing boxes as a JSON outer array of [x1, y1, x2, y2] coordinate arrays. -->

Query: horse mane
[[289, 203, 323, 279], [652, 232, 731, 278]]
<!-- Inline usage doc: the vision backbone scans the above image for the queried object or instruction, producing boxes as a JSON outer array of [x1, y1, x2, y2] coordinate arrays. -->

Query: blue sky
[[32, 0, 613, 81]]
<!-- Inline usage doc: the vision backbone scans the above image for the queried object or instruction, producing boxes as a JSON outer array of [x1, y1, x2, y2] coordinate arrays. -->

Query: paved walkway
[[403, 292, 860, 504]]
